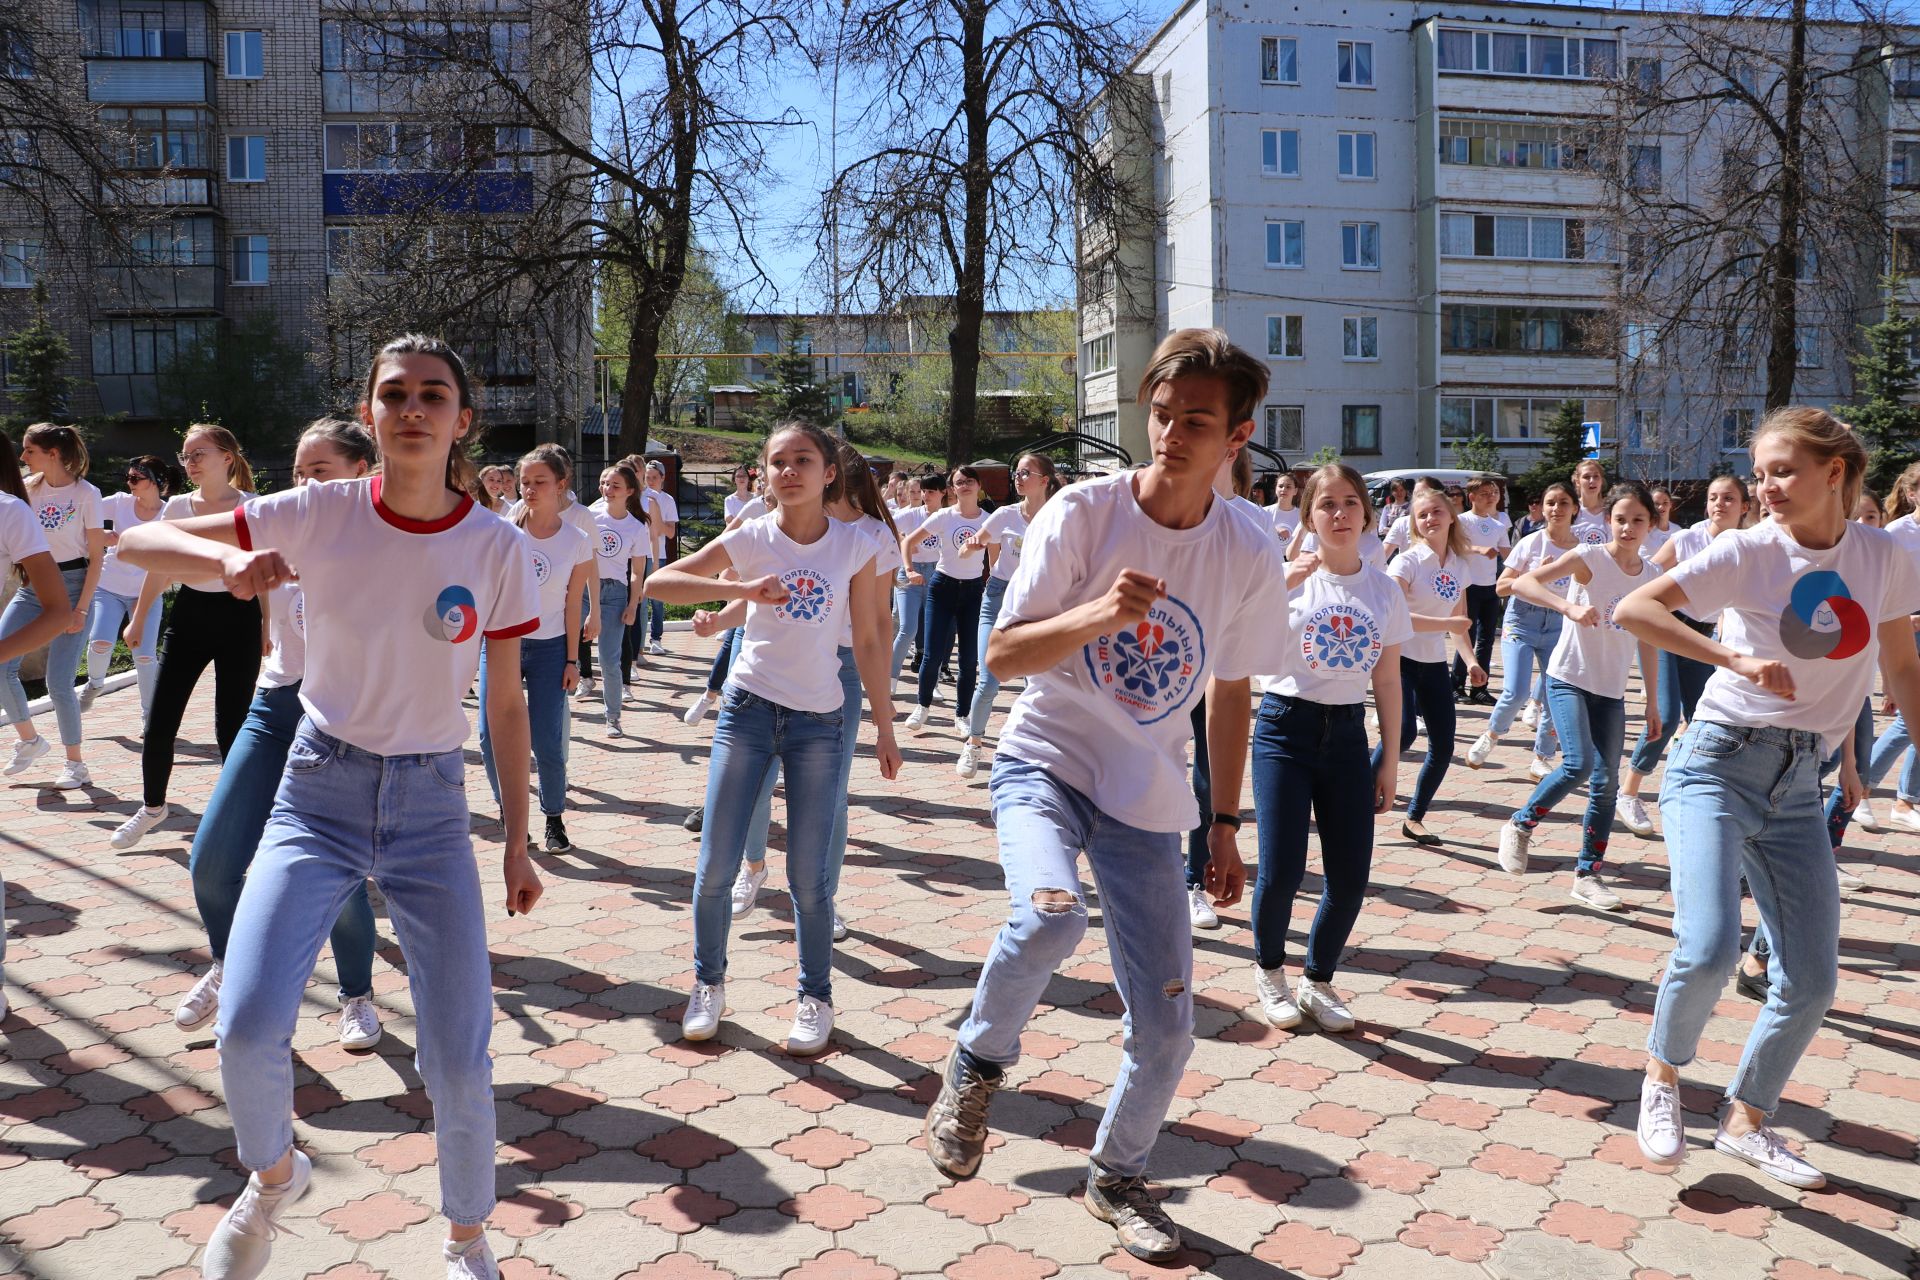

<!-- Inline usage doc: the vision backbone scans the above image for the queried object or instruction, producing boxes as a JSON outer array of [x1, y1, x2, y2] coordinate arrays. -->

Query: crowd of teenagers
[[0, 325, 1917, 1274]]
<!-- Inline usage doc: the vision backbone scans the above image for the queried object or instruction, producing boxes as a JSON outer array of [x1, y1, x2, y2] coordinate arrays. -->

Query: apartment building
[[1078, 0, 1882, 478], [0, 0, 590, 455]]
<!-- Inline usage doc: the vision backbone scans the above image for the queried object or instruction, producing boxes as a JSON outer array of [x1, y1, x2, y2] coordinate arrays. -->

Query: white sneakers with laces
[[683, 691, 716, 725], [52, 760, 91, 790], [1714, 1122, 1825, 1188], [1520, 701, 1540, 731], [203, 1149, 312, 1280], [443, 1234, 499, 1279], [575, 676, 597, 700], [1497, 822, 1531, 874], [1636, 1076, 1684, 1166], [787, 994, 833, 1055], [682, 980, 724, 1040], [1296, 978, 1355, 1032], [730, 863, 768, 918], [831, 910, 849, 942], [1466, 732, 1495, 769], [904, 706, 930, 732], [1571, 872, 1624, 911], [111, 803, 169, 850], [338, 994, 383, 1050], [646, 641, 668, 656], [1253, 967, 1301, 1029], [1836, 865, 1865, 893], [175, 961, 224, 1030], [1527, 754, 1555, 780], [4, 735, 50, 776], [955, 741, 980, 779], [1187, 888, 1219, 931], [1619, 796, 1655, 836]]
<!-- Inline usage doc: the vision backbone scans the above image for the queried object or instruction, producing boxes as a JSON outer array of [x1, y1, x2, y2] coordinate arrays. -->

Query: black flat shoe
[[684, 808, 704, 833], [1734, 967, 1770, 1001], [1401, 820, 1442, 846]]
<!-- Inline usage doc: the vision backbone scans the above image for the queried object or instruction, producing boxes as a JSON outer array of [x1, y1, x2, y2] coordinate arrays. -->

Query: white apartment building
[[1077, 0, 1888, 478]]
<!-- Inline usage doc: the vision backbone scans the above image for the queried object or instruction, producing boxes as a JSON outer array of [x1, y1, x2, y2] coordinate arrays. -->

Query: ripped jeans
[[86, 586, 162, 718], [956, 755, 1193, 1179]]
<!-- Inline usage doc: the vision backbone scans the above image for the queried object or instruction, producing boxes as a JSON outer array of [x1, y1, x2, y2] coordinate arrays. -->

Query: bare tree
[[826, 0, 1148, 466]]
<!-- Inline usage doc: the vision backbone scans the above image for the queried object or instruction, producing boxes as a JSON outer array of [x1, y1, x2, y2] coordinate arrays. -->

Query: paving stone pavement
[[2, 639, 1917, 1279]]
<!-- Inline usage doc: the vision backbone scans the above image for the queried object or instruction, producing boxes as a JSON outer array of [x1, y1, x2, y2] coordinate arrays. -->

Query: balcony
[[80, 0, 216, 103], [103, 174, 218, 210], [93, 263, 223, 314], [323, 171, 533, 217]]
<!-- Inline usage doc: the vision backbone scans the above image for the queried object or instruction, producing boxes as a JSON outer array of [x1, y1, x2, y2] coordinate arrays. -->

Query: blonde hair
[[1885, 460, 1920, 521], [1287, 462, 1375, 558], [1409, 487, 1474, 561], [183, 423, 255, 493], [1230, 445, 1254, 498], [1751, 407, 1866, 513]]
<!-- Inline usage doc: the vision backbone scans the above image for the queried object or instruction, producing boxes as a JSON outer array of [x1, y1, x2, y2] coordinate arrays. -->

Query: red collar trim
[[370, 475, 473, 534]]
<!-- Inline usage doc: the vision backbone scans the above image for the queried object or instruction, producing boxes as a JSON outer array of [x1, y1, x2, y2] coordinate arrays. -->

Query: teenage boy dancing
[[922, 329, 1289, 1261]]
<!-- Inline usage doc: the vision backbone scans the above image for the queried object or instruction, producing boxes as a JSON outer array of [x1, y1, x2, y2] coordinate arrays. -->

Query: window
[[1261, 128, 1299, 177], [1260, 36, 1297, 84], [1624, 322, 1660, 363], [1337, 131, 1376, 179], [0, 130, 31, 179], [1265, 405, 1304, 452], [102, 107, 211, 170], [1720, 408, 1754, 452], [1337, 41, 1374, 87], [1897, 229, 1920, 273], [109, 9, 187, 58], [224, 30, 263, 79], [1079, 254, 1115, 302], [1266, 220, 1304, 268], [1342, 316, 1378, 360], [231, 234, 269, 286], [1437, 118, 1593, 171], [1628, 57, 1663, 93], [1341, 221, 1379, 270], [1442, 305, 1602, 354], [128, 217, 214, 265], [1436, 27, 1617, 78], [1, 28, 34, 78], [1083, 332, 1114, 376], [1341, 405, 1381, 454], [226, 134, 265, 182], [1795, 325, 1820, 368], [1439, 213, 1612, 262], [1629, 144, 1663, 193], [1895, 140, 1920, 188], [1267, 314, 1303, 359], [92, 318, 218, 375], [1628, 409, 1659, 453], [1442, 396, 1615, 442], [0, 239, 41, 288]]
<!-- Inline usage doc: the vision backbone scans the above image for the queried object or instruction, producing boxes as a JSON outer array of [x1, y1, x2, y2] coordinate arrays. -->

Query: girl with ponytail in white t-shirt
[[119, 333, 542, 1280], [646, 421, 902, 1056], [956, 453, 1060, 778], [1497, 483, 1661, 912], [892, 473, 947, 688], [1619, 408, 1920, 1191], [1469, 481, 1580, 777], [588, 463, 648, 736], [85, 453, 172, 717]]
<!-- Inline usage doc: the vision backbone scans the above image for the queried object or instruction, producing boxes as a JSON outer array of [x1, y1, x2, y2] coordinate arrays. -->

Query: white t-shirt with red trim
[[235, 476, 538, 755]]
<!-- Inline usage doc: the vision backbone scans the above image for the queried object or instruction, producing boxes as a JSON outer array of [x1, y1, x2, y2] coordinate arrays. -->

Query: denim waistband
[[297, 718, 461, 765], [1691, 720, 1822, 752], [1508, 598, 1562, 622], [1260, 692, 1366, 722]]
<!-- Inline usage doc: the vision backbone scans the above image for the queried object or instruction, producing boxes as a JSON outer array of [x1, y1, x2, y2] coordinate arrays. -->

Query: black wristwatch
[[564, 659, 578, 667], [1211, 812, 1243, 831]]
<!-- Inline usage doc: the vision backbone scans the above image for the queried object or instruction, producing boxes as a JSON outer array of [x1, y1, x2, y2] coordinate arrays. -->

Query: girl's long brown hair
[[834, 441, 897, 544], [362, 333, 482, 499], [22, 423, 89, 491], [603, 462, 647, 524], [0, 431, 27, 503], [511, 451, 566, 531]]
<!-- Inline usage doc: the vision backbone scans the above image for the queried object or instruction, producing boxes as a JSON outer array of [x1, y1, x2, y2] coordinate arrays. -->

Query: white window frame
[[226, 134, 266, 183], [1624, 322, 1660, 364], [1260, 128, 1299, 178], [1337, 40, 1374, 87], [1341, 404, 1382, 454], [1260, 36, 1298, 85], [231, 233, 269, 286], [1337, 131, 1376, 179], [0, 238, 41, 288], [1340, 221, 1380, 270], [223, 30, 263, 80], [1795, 325, 1821, 368], [1266, 219, 1304, 269], [1083, 332, 1114, 377], [1266, 314, 1304, 360], [1720, 407, 1754, 453], [1342, 316, 1378, 361], [1265, 405, 1304, 452]]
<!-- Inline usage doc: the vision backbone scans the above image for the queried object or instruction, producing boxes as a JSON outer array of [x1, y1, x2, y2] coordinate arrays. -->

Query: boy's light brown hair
[[1136, 328, 1269, 427]]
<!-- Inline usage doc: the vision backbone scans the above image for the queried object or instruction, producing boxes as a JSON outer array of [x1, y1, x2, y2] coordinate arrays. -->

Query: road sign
[[1582, 421, 1601, 457]]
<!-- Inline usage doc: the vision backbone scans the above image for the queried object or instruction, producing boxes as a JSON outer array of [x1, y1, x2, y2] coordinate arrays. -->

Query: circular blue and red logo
[[1084, 596, 1205, 724], [1431, 569, 1462, 603], [598, 528, 624, 559], [36, 501, 71, 532], [425, 585, 479, 643], [530, 549, 553, 585], [773, 568, 835, 624], [1301, 603, 1381, 674], [1578, 524, 1607, 545], [1780, 570, 1869, 662]]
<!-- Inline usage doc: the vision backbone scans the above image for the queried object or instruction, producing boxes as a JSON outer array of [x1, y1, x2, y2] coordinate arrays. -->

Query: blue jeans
[[1383, 658, 1454, 821], [965, 576, 1011, 739], [1514, 677, 1624, 874], [890, 571, 930, 686], [188, 683, 375, 996], [1649, 723, 1838, 1115], [216, 721, 496, 1223], [917, 571, 985, 715], [85, 585, 161, 716], [1251, 695, 1376, 980], [742, 648, 862, 900], [705, 627, 739, 694], [693, 688, 844, 1001], [596, 578, 629, 727], [0, 563, 86, 745], [958, 756, 1192, 1179], [1486, 601, 1559, 758], [1628, 624, 1715, 775], [477, 634, 569, 817], [643, 557, 666, 642]]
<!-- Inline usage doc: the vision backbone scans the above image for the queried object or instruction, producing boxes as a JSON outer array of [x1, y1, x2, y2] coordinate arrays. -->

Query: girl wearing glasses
[[112, 425, 259, 850], [85, 455, 174, 718], [1, 424, 107, 789]]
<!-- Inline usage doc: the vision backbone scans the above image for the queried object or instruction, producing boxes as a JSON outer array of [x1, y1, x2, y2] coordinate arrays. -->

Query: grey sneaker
[[1571, 872, 1624, 911], [1714, 1122, 1824, 1189], [1497, 821, 1531, 873], [924, 1045, 1002, 1180], [1085, 1168, 1181, 1263], [444, 1233, 498, 1279], [203, 1150, 312, 1279]]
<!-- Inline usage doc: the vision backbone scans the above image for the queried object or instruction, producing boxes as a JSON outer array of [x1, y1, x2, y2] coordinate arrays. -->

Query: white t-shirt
[[1643, 524, 1674, 559], [901, 506, 941, 563], [0, 493, 51, 582], [1270, 505, 1301, 540], [28, 478, 103, 564], [1506, 530, 1577, 601], [1572, 507, 1610, 546], [1665, 524, 1722, 623], [96, 492, 157, 597], [1674, 520, 1920, 753], [645, 487, 679, 560], [731, 494, 769, 525], [1546, 544, 1655, 698], [591, 508, 649, 582], [258, 582, 305, 690], [916, 507, 987, 580], [980, 504, 1032, 582], [838, 514, 902, 649], [1388, 543, 1468, 664], [1885, 513, 1919, 555], [995, 474, 1291, 833], [164, 492, 252, 591], [1457, 510, 1511, 588], [1264, 563, 1412, 703], [724, 492, 752, 521], [1381, 514, 1411, 556], [235, 477, 538, 756], [519, 520, 594, 639], [715, 516, 879, 713]]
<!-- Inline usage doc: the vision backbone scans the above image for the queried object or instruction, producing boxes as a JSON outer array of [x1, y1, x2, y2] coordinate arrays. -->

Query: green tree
[[1452, 433, 1503, 475], [1836, 282, 1920, 496], [2, 281, 73, 421], [597, 239, 740, 427], [155, 314, 313, 455], [1516, 400, 1589, 498], [1308, 444, 1341, 466], [749, 316, 832, 427]]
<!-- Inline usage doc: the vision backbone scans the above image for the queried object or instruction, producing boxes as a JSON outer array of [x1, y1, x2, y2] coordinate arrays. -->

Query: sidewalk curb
[[0, 671, 139, 728]]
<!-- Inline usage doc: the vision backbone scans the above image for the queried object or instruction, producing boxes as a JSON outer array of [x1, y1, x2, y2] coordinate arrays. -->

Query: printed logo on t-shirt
[[1780, 569, 1870, 661], [1430, 570, 1462, 603], [1083, 595, 1205, 724], [952, 522, 981, 550], [36, 500, 72, 532], [424, 585, 479, 643], [772, 568, 835, 625], [598, 528, 625, 559], [292, 594, 305, 635], [1601, 595, 1627, 631], [1300, 603, 1382, 674], [1578, 526, 1607, 545], [530, 548, 553, 584], [917, 531, 939, 552]]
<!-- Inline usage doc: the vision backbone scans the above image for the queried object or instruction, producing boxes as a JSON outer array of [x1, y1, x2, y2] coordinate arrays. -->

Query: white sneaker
[[3, 735, 50, 776], [1521, 701, 1540, 731], [203, 1149, 312, 1280], [175, 962, 223, 1030], [682, 691, 717, 725], [575, 676, 597, 699], [605, 721, 624, 738], [110, 804, 168, 850], [1888, 804, 1920, 833], [1636, 1076, 1685, 1166], [1714, 1123, 1825, 1189], [730, 863, 768, 918], [444, 1234, 498, 1280], [682, 980, 724, 1040], [956, 741, 980, 779], [1497, 822, 1531, 874], [1854, 797, 1879, 831], [1528, 754, 1554, 780], [787, 994, 833, 1055], [52, 760, 91, 790], [1571, 872, 1624, 911], [1253, 967, 1301, 1029], [831, 910, 849, 942], [1188, 887, 1219, 931], [338, 994, 382, 1050], [1836, 866, 1865, 893], [646, 641, 668, 656], [1466, 732, 1495, 769], [904, 706, 930, 732], [1620, 796, 1655, 836], [1296, 978, 1355, 1033], [80, 682, 101, 710]]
